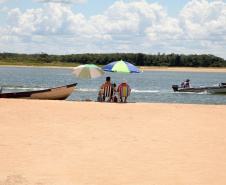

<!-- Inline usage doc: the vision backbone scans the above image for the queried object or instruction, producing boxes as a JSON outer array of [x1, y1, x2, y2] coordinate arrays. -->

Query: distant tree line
[[0, 52, 226, 67]]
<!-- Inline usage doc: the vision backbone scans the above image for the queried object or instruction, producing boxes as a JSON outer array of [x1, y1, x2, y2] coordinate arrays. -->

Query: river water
[[0, 66, 226, 105]]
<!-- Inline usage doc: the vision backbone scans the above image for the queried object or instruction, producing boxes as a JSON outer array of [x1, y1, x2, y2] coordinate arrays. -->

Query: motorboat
[[172, 83, 226, 94]]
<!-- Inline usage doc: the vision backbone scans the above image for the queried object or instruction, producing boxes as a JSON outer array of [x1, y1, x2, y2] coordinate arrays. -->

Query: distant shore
[[1, 65, 226, 73], [139, 66, 226, 72]]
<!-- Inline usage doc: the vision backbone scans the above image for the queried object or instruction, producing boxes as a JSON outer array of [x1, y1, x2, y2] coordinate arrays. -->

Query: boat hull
[[0, 83, 77, 100], [172, 84, 226, 94]]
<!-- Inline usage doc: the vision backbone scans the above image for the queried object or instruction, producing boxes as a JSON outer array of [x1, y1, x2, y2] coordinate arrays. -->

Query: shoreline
[[139, 66, 226, 72], [1, 64, 226, 72]]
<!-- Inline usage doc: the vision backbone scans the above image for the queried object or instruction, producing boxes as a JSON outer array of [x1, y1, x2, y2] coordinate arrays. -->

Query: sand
[[0, 99, 226, 185], [2, 65, 226, 73], [139, 67, 226, 73]]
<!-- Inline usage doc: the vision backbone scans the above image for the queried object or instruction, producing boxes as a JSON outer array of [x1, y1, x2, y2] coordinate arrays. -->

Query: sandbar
[[139, 66, 226, 73], [1, 65, 226, 72]]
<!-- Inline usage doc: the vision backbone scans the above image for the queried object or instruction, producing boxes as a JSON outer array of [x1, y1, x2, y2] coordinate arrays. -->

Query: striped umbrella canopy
[[102, 60, 141, 73], [71, 64, 105, 90], [102, 60, 142, 82], [71, 64, 105, 79]]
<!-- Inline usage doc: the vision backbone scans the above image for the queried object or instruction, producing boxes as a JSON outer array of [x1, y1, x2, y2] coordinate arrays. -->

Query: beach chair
[[101, 86, 113, 102], [118, 85, 130, 102]]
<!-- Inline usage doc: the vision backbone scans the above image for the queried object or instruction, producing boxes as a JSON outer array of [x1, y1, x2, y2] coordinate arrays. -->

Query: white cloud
[[1, 0, 226, 59], [179, 0, 226, 39], [6, 8, 37, 35], [0, 0, 9, 4], [6, 3, 99, 37], [0, 6, 9, 11], [33, 0, 87, 5]]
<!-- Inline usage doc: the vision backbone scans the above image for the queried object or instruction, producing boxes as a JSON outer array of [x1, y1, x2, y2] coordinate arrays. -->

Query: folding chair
[[101, 86, 113, 102], [118, 85, 130, 102]]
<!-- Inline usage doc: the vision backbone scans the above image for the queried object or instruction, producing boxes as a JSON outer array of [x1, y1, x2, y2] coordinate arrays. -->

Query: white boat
[[172, 83, 226, 94]]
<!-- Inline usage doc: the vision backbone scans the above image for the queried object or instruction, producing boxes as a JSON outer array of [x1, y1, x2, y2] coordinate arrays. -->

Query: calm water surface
[[0, 66, 226, 105]]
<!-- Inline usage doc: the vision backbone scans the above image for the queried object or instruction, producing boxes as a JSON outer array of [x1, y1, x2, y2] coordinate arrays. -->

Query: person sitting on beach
[[181, 79, 190, 88], [117, 78, 131, 103], [99, 76, 113, 102]]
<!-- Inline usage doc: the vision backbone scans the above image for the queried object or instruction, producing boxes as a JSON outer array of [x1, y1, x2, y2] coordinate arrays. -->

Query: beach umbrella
[[102, 60, 141, 73], [71, 64, 105, 89], [102, 60, 141, 82], [71, 64, 105, 79]]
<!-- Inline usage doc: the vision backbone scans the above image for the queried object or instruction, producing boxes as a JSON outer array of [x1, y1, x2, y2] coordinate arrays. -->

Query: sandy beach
[[2, 65, 226, 73], [0, 99, 226, 185], [139, 66, 226, 73]]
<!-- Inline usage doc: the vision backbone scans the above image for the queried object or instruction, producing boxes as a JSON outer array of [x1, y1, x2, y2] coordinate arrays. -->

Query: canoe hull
[[0, 83, 77, 100]]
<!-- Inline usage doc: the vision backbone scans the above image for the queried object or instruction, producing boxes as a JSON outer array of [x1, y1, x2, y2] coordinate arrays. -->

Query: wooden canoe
[[0, 83, 77, 100]]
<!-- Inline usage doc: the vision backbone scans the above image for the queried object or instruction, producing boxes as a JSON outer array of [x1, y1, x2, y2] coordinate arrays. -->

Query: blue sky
[[0, 0, 226, 59]]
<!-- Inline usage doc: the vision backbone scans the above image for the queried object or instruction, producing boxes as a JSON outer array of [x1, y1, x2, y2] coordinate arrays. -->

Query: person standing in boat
[[181, 79, 190, 88]]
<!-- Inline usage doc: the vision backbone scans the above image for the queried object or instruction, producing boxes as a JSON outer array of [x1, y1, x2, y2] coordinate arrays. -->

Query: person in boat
[[181, 79, 190, 88], [117, 78, 131, 103], [99, 76, 113, 102], [0, 86, 2, 94]]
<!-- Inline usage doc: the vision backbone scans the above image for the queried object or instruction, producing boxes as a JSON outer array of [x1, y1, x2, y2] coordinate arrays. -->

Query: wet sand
[[0, 99, 226, 185]]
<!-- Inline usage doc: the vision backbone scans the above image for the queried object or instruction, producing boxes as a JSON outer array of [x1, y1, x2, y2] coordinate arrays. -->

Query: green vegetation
[[0, 52, 225, 67]]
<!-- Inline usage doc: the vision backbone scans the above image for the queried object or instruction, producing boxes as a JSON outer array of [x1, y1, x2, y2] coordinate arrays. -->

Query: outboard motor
[[172, 85, 179, 92]]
